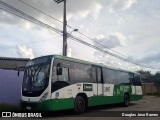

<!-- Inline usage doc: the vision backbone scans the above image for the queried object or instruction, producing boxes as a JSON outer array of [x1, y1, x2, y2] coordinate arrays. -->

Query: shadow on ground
[[36, 103, 137, 117]]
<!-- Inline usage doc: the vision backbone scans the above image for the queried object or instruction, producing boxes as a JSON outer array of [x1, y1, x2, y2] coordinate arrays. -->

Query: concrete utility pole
[[54, 0, 67, 56]]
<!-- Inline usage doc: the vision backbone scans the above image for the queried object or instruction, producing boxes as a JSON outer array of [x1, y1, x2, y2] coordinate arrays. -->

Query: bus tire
[[74, 96, 86, 113], [123, 94, 130, 107]]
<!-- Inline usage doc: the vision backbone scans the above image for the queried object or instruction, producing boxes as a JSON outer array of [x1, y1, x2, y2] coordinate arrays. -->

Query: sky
[[0, 0, 160, 73]]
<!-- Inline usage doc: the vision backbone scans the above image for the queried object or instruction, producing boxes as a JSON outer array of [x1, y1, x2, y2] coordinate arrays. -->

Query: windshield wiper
[[32, 65, 42, 86]]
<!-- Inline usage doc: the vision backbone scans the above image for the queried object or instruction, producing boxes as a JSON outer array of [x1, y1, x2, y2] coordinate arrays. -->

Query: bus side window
[[92, 67, 96, 83], [134, 74, 141, 86], [57, 67, 69, 82], [103, 68, 117, 84], [97, 67, 102, 83], [129, 73, 134, 85]]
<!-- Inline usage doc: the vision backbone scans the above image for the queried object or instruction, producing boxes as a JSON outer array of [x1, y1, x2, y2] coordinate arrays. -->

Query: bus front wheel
[[74, 96, 86, 113]]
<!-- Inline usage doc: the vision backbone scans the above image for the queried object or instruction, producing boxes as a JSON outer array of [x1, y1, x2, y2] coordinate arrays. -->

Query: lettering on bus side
[[83, 84, 93, 91], [104, 87, 110, 92]]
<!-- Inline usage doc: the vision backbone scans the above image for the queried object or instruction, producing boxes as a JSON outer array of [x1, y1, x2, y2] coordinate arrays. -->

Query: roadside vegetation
[[146, 92, 160, 97], [137, 70, 160, 94], [138, 70, 160, 86], [0, 103, 20, 111]]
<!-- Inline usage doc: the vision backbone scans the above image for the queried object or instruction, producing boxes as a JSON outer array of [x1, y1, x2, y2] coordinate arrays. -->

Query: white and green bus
[[20, 55, 143, 112]]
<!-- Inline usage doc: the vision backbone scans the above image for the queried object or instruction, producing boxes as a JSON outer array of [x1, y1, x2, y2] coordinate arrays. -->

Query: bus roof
[[34, 54, 140, 75]]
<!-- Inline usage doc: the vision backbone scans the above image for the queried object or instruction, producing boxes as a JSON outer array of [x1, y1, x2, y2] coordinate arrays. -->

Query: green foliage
[[0, 103, 20, 111], [137, 70, 160, 85], [146, 92, 160, 97]]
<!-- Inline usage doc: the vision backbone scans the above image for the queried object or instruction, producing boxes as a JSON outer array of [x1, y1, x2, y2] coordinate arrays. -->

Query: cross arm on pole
[[54, 0, 64, 4]]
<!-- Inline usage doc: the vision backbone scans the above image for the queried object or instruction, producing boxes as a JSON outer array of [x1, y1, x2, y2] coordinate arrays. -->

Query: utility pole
[[54, 0, 67, 56]]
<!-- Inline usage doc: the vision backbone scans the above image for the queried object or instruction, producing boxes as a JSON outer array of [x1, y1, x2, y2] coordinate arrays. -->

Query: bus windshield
[[22, 64, 50, 92]]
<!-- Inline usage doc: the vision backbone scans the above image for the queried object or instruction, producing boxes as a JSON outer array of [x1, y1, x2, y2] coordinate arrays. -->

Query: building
[[0, 57, 30, 70]]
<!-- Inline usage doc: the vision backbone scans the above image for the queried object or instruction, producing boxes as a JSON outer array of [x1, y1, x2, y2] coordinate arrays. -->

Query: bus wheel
[[123, 94, 130, 107], [74, 96, 85, 113]]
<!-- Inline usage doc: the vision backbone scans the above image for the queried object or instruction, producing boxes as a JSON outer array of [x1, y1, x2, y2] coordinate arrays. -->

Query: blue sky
[[0, 0, 160, 73]]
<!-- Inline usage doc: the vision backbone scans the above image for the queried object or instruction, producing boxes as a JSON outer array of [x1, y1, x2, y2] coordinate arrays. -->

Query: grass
[[0, 103, 21, 111]]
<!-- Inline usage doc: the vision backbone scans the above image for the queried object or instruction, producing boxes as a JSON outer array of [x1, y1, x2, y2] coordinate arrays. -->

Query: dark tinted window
[[92, 66, 102, 83], [103, 68, 117, 84], [97, 67, 102, 83], [69, 67, 75, 83], [134, 74, 141, 86], [53, 59, 92, 83], [73, 63, 91, 83], [117, 72, 130, 84], [91, 67, 96, 82], [103, 68, 130, 84], [129, 73, 134, 85]]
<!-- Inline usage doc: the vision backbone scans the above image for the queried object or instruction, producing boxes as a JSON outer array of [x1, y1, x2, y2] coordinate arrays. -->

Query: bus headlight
[[39, 92, 48, 102]]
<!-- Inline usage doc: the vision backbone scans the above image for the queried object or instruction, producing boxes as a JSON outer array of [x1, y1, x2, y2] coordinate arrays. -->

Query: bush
[[146, 92, 160, 97], [0, 103, 20, 111]]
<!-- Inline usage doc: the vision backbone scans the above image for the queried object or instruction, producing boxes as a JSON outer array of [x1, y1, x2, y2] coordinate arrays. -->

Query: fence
[[142, 82, 159, 95]]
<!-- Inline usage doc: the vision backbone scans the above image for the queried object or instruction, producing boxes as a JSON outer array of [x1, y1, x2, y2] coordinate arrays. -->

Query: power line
[[68, 35, 158, 69], [18, 0, 74, 29], [78, 32, 130, 58], [0, 35, 61, 51], [0, 0, 63, 34], [0, 0, 159, 70], [18, 0, 63, 24], [17, 0, 142, 63]]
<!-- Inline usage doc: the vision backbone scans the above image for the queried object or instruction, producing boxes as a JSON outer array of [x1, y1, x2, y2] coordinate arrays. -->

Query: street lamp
[[54, 0, 67, 56], [67, 29, 78, 37]]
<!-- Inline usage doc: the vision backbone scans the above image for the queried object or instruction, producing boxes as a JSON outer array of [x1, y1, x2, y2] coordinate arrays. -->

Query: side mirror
[[56, 63, 62, 75], [17, 66, 25, 77], [57, 67, 62, 75], [17, 68, 20, 77]]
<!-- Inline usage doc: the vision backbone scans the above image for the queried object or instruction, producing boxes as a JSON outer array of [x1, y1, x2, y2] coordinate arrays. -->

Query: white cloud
[[108, 0, 137, 13], [79, 24, 84, 28], [24, 22, 31, 30], [1, 0, 103, 25], [118, 17, 124, 24], [16, 45, 34, 59], [94, 32, 127, 49], [96, 34, 105, 40], [67, 0, 102, 21], [1, 0, 160, 74], [110, 32, 127, 46]]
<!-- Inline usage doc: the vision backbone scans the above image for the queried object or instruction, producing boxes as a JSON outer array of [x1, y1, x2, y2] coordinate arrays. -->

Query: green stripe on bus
[[88, 96, 124, 106], [130, 95, 143, 101], [37, 94, 143, 111], [38, 98, 74, 111]]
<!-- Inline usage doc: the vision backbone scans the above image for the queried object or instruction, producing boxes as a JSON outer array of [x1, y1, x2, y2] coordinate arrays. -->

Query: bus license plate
[[26, 106, 31, 110]]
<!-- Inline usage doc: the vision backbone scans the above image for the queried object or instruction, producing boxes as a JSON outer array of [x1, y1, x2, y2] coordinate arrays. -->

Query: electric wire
[[17, 0, 142, 63], [0, 0, 159, 70]]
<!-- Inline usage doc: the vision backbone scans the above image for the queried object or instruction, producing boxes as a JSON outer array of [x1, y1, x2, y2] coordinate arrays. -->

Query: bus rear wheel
[[123, 94, 130, 107], [74, 96, 86, 113]]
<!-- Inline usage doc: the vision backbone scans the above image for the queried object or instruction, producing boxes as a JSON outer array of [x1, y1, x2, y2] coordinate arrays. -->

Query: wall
[[0, 69, 23, 104], [142, 82, 158, 94]]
